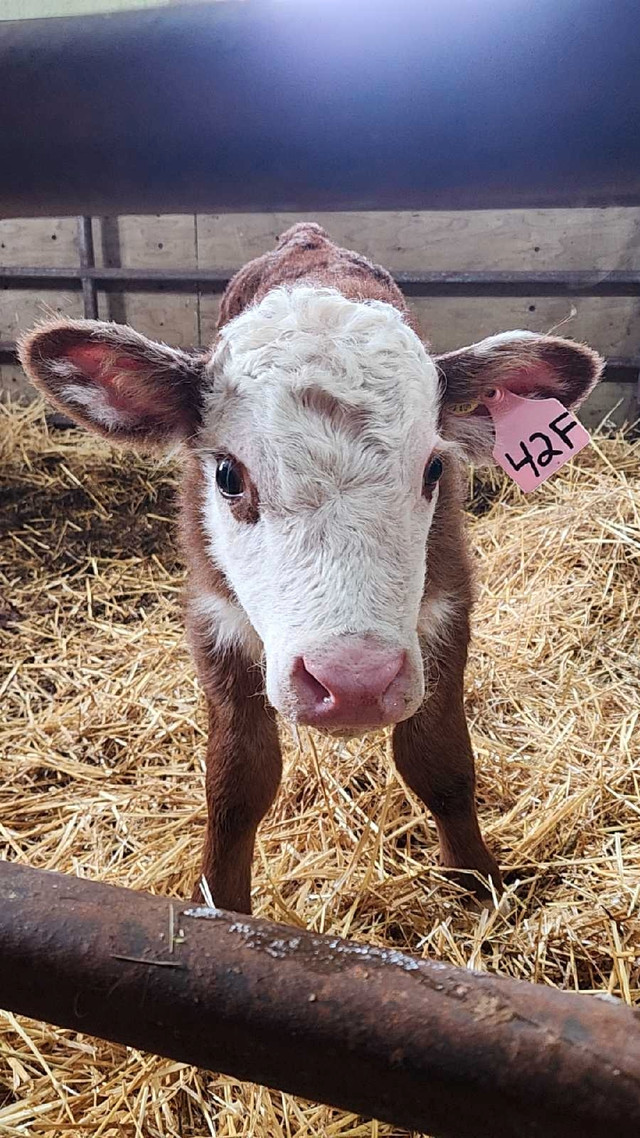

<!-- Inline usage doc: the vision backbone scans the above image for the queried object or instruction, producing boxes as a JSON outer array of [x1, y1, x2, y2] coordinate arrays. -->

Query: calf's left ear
[[18, 318, 208, 446], [436, 331, 604, 464]]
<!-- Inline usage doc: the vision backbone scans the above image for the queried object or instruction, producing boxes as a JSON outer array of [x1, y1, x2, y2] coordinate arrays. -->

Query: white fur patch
[[60, 383, 127, 430], [189, 591, 263, 660], [443, 413, 496, 467], [198, 287, 444, 720], [418, 594, 459, 646], [49, 360, 82, 380], [473, 330, 538, 354]]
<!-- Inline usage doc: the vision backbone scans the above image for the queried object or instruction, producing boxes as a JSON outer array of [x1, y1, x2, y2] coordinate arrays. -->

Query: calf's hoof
[[439, 854, 503, 907]]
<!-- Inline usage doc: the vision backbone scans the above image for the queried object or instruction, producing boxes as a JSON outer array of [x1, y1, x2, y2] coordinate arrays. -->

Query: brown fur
[[187, 609, 282, 912], [394, 610, 501, 896], [218, 223, 417, 332], [179, 457, 235, 604], [185, 223, 500, 909]]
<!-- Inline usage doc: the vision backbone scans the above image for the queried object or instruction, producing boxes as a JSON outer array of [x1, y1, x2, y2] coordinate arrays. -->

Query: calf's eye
[[423, 455, 444, 493], [216, 457, 244, 498]]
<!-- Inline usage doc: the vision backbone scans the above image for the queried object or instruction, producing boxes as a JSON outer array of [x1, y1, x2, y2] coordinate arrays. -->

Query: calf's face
[[198, 288, 443, 730], [19, 288, 602, 733]]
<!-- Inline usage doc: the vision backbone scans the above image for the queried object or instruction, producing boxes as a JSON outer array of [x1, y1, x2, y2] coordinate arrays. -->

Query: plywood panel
[[102, 292, 198, 346], [2, 210, 638, 415], [196, 209, 640, 272], [99, 215, 197, 268], [93, 214, 199, 337], [196, 209, 640, 360], [4, 209, 639, 272], [410, 297, 640, 357], [198, 295, 221, 346], [0, 364, 33, 401], [0, 218, 78, 267], [579, 382, 638, 430], [0, 288, 83, 341]]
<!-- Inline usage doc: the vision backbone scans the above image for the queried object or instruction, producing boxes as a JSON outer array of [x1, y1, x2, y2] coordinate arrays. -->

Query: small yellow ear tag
[[449, 400, 479, 416]]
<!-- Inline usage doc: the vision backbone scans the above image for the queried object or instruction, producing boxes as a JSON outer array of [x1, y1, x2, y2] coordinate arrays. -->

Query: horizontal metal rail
[[0, 861, 639, 1138], [3, 266, 640, 297], [1, 1, 640, 216]]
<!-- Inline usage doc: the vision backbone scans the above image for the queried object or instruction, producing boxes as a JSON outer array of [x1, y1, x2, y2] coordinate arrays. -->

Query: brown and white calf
[[19, 223, 603, 912]]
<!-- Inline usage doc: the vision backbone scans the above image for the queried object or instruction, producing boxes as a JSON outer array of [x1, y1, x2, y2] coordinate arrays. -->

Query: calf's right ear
[[18, 319, 208, 446], [436, 331, 603, 465]]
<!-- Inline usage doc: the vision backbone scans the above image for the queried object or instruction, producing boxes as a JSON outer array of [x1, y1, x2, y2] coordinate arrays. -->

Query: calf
[[19, 223, 602, 912]]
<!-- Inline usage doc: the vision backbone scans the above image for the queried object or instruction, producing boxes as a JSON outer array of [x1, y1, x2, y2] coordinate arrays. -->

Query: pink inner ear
[[460, 362, 560, 421], [65, 343, 155, 417], [497, 362, 559, 398], [66, 343, 143, 380], [65, 343, 111, 375]]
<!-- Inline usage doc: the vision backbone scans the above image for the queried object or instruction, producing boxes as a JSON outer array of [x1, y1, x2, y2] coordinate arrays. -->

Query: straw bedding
[[1, 398, 638, 1137]]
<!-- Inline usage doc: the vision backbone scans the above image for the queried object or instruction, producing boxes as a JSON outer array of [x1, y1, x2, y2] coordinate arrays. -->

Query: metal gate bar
[[0, 860, 639, 1138], [3, 266, 640, 297]]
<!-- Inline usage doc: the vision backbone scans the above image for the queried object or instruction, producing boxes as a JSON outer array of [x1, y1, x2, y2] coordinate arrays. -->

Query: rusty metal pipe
[[0, 862, 639, 1137]]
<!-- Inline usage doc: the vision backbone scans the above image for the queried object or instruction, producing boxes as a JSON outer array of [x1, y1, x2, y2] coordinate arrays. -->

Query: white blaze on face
[[198, 287, 444, 724]]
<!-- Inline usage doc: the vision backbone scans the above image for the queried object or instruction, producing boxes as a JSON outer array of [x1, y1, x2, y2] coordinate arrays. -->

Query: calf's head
[[20, 288, 601, 732]]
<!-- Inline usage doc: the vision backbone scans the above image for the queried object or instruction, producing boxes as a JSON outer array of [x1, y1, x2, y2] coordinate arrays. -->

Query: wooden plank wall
[[2, 209, 639, 424]]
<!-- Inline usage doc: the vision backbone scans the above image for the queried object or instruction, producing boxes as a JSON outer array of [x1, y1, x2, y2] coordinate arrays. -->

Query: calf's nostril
[[295, 658, 333, 706]]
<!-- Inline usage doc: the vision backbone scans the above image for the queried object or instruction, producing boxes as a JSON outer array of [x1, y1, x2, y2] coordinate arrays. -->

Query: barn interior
[[1, 2, 639, 1136]]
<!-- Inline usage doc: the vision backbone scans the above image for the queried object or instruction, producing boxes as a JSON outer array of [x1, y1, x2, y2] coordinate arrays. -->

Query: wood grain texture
[[0, 217, 78, 267], [195, 209, 640, 272], [0, 288, 83, 342]]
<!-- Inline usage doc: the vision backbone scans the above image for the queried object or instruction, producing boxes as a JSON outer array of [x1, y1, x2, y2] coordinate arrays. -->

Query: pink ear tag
[[482, 388, 591, 493]]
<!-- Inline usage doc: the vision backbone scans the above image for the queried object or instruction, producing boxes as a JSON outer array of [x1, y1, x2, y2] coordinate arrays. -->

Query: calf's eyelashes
[[211, 456, 260, 526], [423, 454, 444, 493], [215, 457, 245, 498]]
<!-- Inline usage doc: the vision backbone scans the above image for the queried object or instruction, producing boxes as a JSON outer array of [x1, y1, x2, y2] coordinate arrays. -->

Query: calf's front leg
[[393, 649, 501, 901], [193, 648, 282, 913]]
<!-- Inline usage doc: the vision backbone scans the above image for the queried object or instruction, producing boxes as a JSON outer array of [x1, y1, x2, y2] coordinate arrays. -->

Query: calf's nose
[[291, 635, 410, 728]]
